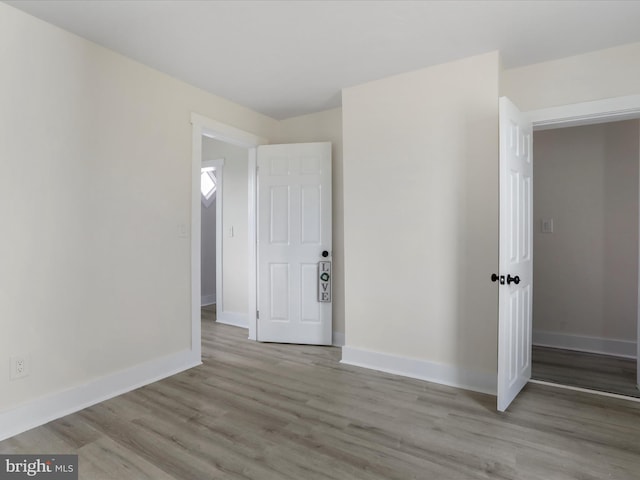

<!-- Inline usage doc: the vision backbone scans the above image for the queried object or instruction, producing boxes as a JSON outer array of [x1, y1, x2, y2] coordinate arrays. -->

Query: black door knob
[[321, 250, 329, 258], [491, 273, 499, 282], [507, 274, 520, 285]]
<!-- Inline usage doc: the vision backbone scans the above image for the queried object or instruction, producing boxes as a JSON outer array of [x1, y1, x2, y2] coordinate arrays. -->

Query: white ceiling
[[6, 0, 640, 119]]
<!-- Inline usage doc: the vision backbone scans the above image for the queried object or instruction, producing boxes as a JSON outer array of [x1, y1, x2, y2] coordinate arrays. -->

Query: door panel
[[301, 186, 322, 244], [498, 97, 533, 412], [269, 186, 290, 244], [269, 264, 289, 321], [257, 142, 332, 344]]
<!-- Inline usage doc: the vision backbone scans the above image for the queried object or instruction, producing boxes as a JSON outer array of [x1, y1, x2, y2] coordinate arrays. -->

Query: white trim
[[528, 94, 640, 131], [191, 113, 266, 350], [341, 346, 496, 395], [247, 148, 258, 341], [529, 379, 640, 404], [190, 120, 203, 359], [533, 330, 637, 359], [216, 312, 249, 329], [192, 113, 268, 147], [332, 331, 345, 347], [202, 159, 226, 170], [201, 294, 216, 306], [0, 349, 200, 442]]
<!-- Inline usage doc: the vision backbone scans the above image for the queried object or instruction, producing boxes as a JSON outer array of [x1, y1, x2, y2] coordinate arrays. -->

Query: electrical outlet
[[10, 355, 29, 380]]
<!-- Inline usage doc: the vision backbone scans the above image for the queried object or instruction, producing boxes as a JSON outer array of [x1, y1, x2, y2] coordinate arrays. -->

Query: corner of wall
[[0, 350, 201, 442]]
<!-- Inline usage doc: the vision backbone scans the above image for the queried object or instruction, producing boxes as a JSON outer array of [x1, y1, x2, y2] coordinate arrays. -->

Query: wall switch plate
[[177, 223, 188, 238], [10, 355, 29, 380], [541, 218, 554, 234], [228, 226, 234, 238]]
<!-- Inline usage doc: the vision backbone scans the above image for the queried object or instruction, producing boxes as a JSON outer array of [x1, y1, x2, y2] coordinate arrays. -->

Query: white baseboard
[[0, 349, 201, 442], [332, 331, 345, 347], [201, 294, 216, 306], [341, 346, 496, 395], [216, 311, 248, 328], [533, 330, 637, 358]]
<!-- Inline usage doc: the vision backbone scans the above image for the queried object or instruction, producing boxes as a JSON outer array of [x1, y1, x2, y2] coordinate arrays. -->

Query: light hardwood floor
[[532, 345, 640, 399], [2, 317, 640, 479]]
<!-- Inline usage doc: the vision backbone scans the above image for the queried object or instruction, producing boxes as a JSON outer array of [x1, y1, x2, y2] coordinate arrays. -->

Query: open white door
[[257, 142, 332, 344], [497, 97, 533, 412]]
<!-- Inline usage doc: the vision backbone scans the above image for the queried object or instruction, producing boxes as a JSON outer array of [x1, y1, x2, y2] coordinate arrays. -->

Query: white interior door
[[257, 142, 332, 344], [497, 97, 533, 412]]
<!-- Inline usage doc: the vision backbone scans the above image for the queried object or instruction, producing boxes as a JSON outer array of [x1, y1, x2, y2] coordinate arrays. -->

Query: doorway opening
[[200, 158, 223, 324], [190, 113, 265, 355], [200, 137, 253, 329], [524, 95, 640, 400], [530, 119, 640, 398]]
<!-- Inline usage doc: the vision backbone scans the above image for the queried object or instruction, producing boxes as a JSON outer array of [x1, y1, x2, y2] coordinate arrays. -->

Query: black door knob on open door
[[321, 250, 329, 258], [491, 274, 506, 285], [507, 274, 520, 285]]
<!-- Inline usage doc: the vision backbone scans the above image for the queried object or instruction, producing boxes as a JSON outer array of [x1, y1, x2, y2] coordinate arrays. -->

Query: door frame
[[190, 113, 267, 351], [524, 93, 640, 389]]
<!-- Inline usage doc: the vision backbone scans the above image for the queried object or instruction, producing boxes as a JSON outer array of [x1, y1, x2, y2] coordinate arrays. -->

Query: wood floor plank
[[77, 402, 230, 479], [1, 317, 639, 479], [532, 346, 640, 398], [0, 423, 76, 454], [76, 436, 176, 480], [44, 415, 102, 450]]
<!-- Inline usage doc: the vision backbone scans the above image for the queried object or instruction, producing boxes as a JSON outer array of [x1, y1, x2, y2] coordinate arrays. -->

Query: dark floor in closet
[[532, 346, 640, 398], [201, 303, 217, 322]]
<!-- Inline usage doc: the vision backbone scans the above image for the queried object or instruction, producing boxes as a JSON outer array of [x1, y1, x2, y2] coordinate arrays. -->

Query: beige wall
[[501, 42, 640, 111], [202, 138, 249, 315], [533, 121, 639, 342], [0, 3, 277, 412], [342, 51, 500, 378], [275, 108, 345, 337]]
